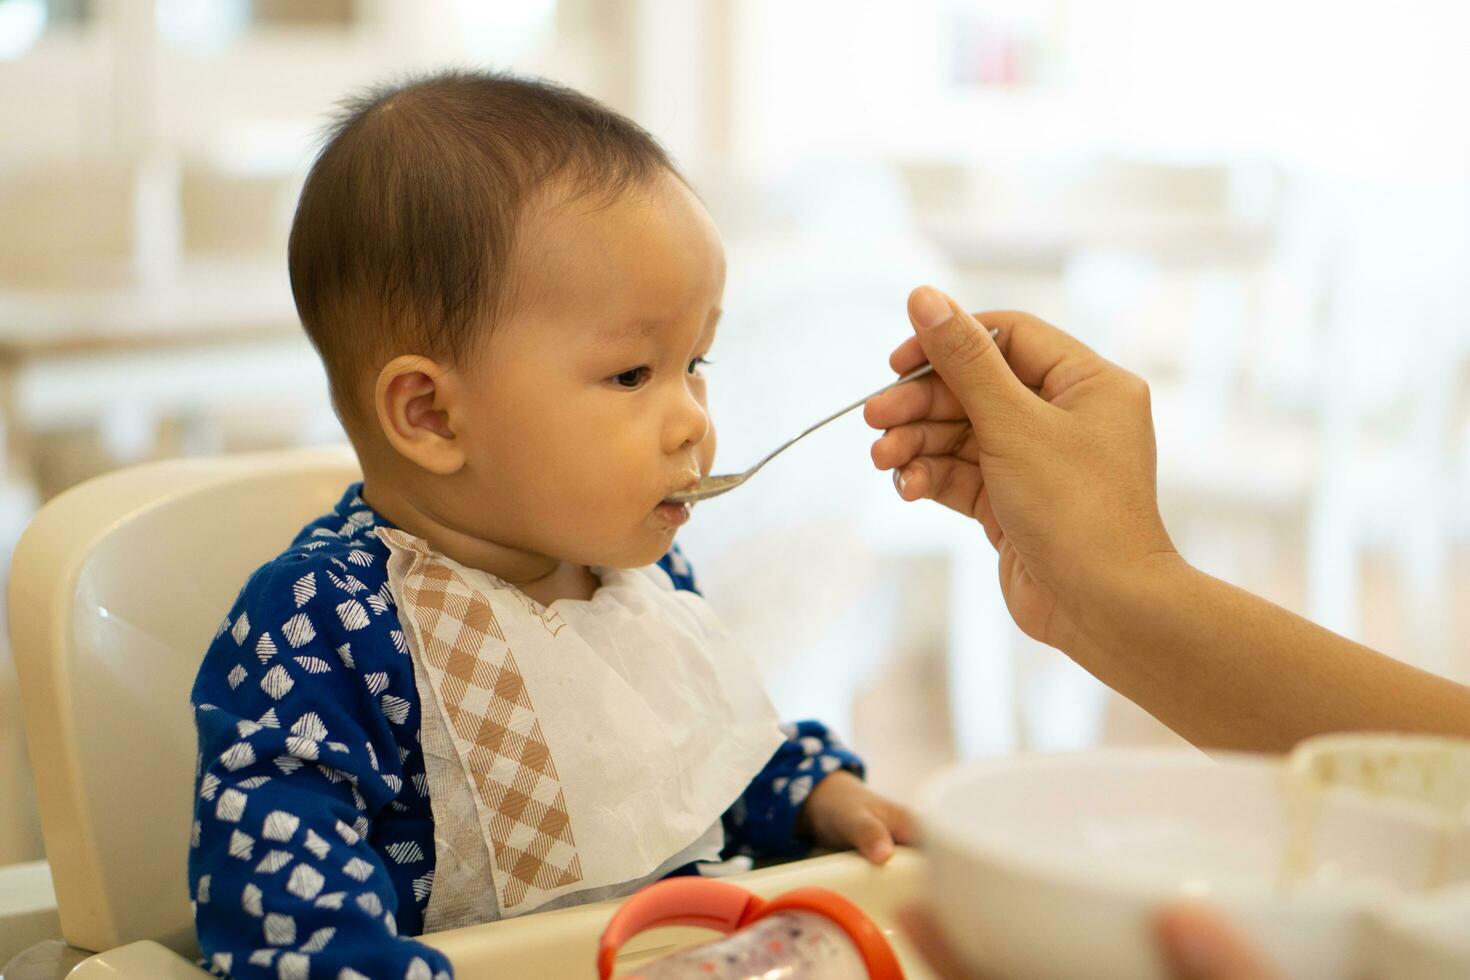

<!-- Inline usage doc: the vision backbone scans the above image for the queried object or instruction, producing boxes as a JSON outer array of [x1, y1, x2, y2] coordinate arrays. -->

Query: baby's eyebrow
[[595, 310, 721, 345], [595, 319, 661, 344]]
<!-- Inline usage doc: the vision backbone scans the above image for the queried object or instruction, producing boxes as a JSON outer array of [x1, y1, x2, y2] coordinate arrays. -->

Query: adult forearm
[[1064, 556, 1470, 753]]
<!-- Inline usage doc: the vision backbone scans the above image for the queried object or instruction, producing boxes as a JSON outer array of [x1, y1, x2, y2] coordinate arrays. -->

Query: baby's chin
[[586, 528, 683, 571]]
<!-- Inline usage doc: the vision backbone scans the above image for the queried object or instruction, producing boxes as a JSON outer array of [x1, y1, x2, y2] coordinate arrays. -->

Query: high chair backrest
[[8, 447, 361, 956]]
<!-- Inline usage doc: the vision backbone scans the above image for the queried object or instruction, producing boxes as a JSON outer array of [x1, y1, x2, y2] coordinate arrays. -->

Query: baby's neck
[[360, 482, 599, 606]]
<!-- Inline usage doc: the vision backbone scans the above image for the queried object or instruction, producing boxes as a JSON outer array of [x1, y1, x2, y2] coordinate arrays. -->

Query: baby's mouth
[[655, 477, 700, 523]]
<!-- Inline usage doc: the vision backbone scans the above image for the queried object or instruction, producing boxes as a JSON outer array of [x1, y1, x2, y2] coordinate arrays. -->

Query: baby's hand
[[797, 771, 916, 864]]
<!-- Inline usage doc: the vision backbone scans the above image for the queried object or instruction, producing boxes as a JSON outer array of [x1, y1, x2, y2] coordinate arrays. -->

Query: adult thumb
[[1156, 907, 1278, 980], [907, 285, 1030, 426]]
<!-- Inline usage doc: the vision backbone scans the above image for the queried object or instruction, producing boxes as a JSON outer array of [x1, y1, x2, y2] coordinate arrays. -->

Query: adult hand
[[865, 288, 1470, 752], [898, 903, 1280, 980], [864, 286, 1178, 650]]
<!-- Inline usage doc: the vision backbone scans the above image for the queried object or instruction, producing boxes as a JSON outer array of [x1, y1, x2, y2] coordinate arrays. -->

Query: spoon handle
[[745, 363, 936, 476]]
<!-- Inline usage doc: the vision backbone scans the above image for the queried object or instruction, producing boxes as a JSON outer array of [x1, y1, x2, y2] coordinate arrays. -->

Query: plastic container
[[598, 877, 904, 979]]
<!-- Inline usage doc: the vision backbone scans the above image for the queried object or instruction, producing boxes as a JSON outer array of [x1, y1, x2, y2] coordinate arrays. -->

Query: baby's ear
[[374, 355, 465, 476]]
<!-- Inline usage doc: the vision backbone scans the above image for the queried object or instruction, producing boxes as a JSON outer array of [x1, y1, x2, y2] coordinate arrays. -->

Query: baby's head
[[289, 71, 723, 573]]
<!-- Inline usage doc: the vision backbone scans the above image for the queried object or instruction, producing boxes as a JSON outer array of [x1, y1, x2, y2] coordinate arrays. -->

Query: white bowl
[[919, 750, 1470, 980]]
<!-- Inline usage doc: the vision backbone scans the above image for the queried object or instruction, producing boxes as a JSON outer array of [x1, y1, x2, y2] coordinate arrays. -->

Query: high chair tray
[[427, 849, 928, 978], [60, 850, 930, 979]]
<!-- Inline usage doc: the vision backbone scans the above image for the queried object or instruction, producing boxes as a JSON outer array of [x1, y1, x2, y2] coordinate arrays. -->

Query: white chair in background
[[1301, 178, 1470, 678]]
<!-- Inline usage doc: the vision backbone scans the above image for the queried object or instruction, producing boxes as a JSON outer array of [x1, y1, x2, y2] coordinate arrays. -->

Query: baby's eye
[[687, 356, 712, 375], [612, 366, 650, 389]]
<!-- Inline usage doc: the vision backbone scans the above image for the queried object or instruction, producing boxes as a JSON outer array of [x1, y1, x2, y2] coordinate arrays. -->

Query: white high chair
[[5, 448, 925, 979], [6, 447, 361, 978]]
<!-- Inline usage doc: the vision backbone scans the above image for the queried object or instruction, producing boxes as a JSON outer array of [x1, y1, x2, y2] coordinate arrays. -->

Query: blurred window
[[158, 0, 356, 54], [0, 0, 90, 60]]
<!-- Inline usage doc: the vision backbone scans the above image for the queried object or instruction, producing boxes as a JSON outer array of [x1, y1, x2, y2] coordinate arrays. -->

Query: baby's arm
[[190, 566, 452, 980], [721, 720, 870, 859], [727, 724, 917, 864]]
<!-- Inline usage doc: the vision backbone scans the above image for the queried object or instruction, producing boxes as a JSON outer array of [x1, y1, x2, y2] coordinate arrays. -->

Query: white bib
[[377, 529, 783, 928]]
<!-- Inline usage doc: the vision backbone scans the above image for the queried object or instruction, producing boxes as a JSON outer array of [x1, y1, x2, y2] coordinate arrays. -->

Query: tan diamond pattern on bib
[[392, 548, 583, 910]]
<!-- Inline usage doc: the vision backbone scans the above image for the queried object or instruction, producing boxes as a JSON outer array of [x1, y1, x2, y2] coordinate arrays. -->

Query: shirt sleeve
[[189, 562, 454, 980], [656, 543, 700, 595], [720, 720, 866, 859]]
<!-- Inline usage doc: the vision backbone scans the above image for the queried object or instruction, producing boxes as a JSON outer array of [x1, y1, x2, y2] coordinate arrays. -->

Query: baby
[[188, 71, 912, 980]]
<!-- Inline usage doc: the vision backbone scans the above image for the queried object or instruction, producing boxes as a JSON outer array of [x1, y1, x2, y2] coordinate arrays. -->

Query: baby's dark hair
[[288, 69, 678, 423]]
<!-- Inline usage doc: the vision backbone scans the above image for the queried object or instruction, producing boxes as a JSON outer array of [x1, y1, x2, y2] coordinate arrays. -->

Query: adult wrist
[[1052, 549, 1194, 662]]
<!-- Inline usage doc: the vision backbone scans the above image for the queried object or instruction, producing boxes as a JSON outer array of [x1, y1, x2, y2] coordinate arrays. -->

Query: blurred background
[[2, 0, 1469, 910]]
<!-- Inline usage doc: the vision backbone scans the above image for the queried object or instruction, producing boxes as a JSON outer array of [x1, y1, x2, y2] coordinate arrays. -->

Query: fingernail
[[893, 469, 908, 495], [911, 286, 952, 330]]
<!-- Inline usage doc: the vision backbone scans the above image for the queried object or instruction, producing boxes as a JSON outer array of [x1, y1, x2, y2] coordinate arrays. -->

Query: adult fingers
[[864, 372, 970, 429], [870, 420, 977, 471], [907, 287, 1035, 436], [892, 455, 985, 516], [886, 298, 1109, 425], [888, 311, 1012, 374], [889, 333, 928, 374], [970, 307, 1109, 398], [897, 906, 984, 980]]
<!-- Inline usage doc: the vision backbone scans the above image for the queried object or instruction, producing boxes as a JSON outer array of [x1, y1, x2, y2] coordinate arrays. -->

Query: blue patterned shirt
[[189, 484, 862, 979]]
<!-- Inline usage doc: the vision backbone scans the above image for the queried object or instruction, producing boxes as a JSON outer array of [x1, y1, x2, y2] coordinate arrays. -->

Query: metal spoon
[[667, 360, 945, 505]]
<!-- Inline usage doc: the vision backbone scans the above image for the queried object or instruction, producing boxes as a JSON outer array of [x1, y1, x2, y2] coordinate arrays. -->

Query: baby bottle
[[597, 877, 904, 980]]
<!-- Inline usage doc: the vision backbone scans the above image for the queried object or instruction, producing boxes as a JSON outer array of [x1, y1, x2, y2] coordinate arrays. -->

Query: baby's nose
[[665, 389, 711, 453]]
